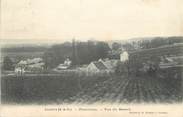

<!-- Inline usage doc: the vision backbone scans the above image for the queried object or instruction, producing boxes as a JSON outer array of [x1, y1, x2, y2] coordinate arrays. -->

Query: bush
[[115, 61, 129, 76], [2, 56, 14, 70]]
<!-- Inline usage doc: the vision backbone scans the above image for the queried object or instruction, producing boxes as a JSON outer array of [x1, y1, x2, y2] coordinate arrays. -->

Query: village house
[[99, 59, 119, 73], [86, 61, 108, 75], [52, 51, 130, 75], [15, 60, 27, 74], [86, 51, 129, 75], [120, 51, 129, 62], [15, 58, 44, 74], [55, 58, 72, 70]]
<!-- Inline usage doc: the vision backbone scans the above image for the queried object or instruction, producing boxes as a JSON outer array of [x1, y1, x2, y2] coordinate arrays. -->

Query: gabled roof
[[93, 61, 107, 70], [103, 60, 119, 69]]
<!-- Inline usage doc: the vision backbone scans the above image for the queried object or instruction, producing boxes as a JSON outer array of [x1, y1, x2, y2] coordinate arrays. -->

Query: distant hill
[[1, 44, 52, 63], [107, 36, 183, 49], [1, 44, 50, 53], [129, 43, 183, 63]]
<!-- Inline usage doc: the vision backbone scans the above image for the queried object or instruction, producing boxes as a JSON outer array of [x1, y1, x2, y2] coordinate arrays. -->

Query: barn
[[86, 61, 108, 75]]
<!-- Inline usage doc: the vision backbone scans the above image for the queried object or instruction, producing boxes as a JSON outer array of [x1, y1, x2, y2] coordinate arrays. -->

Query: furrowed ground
[[1, 73, 182, 104], [70, 76, 182, 104]]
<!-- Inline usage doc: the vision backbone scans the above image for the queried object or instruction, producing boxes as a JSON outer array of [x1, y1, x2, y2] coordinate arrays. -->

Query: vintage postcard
[[0, 0, 183, 117]]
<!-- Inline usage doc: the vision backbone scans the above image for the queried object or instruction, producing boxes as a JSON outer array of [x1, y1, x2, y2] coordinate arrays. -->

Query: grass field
[[1, 73, 182, 104]]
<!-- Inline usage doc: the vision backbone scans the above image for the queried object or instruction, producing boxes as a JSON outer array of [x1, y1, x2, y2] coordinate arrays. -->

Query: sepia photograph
[[0, 0, 183, 117], [1, 37, 183, 104]]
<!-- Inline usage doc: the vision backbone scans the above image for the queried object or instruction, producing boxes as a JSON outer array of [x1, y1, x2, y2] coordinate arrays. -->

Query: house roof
[[18, 60, 27, 65], [93, 61, 107, 70], [27, 58, 42, 64], [103, 60, 119, 69], [28, 62, 45, 68]]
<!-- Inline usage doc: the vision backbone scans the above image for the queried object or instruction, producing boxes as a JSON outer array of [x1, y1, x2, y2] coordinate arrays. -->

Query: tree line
[[139, 36, 183, 49], [43, 40, 110, 69], [111, 36, 183, 51]]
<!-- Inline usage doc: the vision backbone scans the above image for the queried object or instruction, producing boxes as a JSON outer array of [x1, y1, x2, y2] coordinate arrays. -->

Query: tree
[[115, 61, 130, 76], [112, 42, 121, 51], [43, 51, 54, 69], [43, 40, 111, 68], [96, 42, 111, 59], [42, 42, 73, 69], [3, 56, 14, 70], [122, 43, 135, 51], [139, 40, 151, 49]]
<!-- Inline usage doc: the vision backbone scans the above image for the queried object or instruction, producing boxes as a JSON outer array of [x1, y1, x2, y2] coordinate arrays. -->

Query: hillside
[[1, 44, 51, 63], [1, 45, 50, 53], [129, 43, 183, 62]]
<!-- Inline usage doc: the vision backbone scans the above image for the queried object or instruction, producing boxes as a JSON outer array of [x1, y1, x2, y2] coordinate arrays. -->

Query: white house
[[15, 58, 44, 74], [56, 58, 72, 70], [27, 58, 43, 64], [18, 60, 27, 65], [64, 58, 72, 66], [15, 60, 27, 74], [15, 66, 26, 74], [120, 51, 129, 62]]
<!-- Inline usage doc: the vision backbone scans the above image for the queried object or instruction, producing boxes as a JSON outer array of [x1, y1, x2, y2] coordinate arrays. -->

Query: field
[[130, 44, 183, 61], [1, 72, 182, 104], [72, 75, 182, 103]]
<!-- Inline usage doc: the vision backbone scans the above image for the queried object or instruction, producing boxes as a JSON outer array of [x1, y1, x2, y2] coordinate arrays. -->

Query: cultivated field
[[130, 43, 183, 61], [1, 73, 182, 104], [72, 75, 182, 104]]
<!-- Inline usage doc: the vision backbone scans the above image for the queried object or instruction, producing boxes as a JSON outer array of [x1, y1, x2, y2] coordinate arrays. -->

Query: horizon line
[[1, 36, 183, 46]]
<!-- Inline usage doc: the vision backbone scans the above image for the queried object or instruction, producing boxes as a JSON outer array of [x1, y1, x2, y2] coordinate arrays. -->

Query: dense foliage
[[43, 41, 111, 68], [139, 36, 183, 49], [2, 56, 14, 70], [1, 73, 182, 104], [1, 45, 48, 53]]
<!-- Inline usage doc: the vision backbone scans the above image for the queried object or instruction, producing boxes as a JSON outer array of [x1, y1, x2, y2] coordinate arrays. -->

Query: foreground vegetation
[[1, 72, 182, 104], [71, 75, 182, 103]]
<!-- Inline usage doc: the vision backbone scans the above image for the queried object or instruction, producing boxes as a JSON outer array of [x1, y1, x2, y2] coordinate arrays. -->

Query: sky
[[0, 0, 183, 44]]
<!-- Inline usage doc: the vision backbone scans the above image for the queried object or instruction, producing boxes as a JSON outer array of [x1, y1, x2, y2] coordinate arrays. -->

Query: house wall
[[120, 51, 129, 62]]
